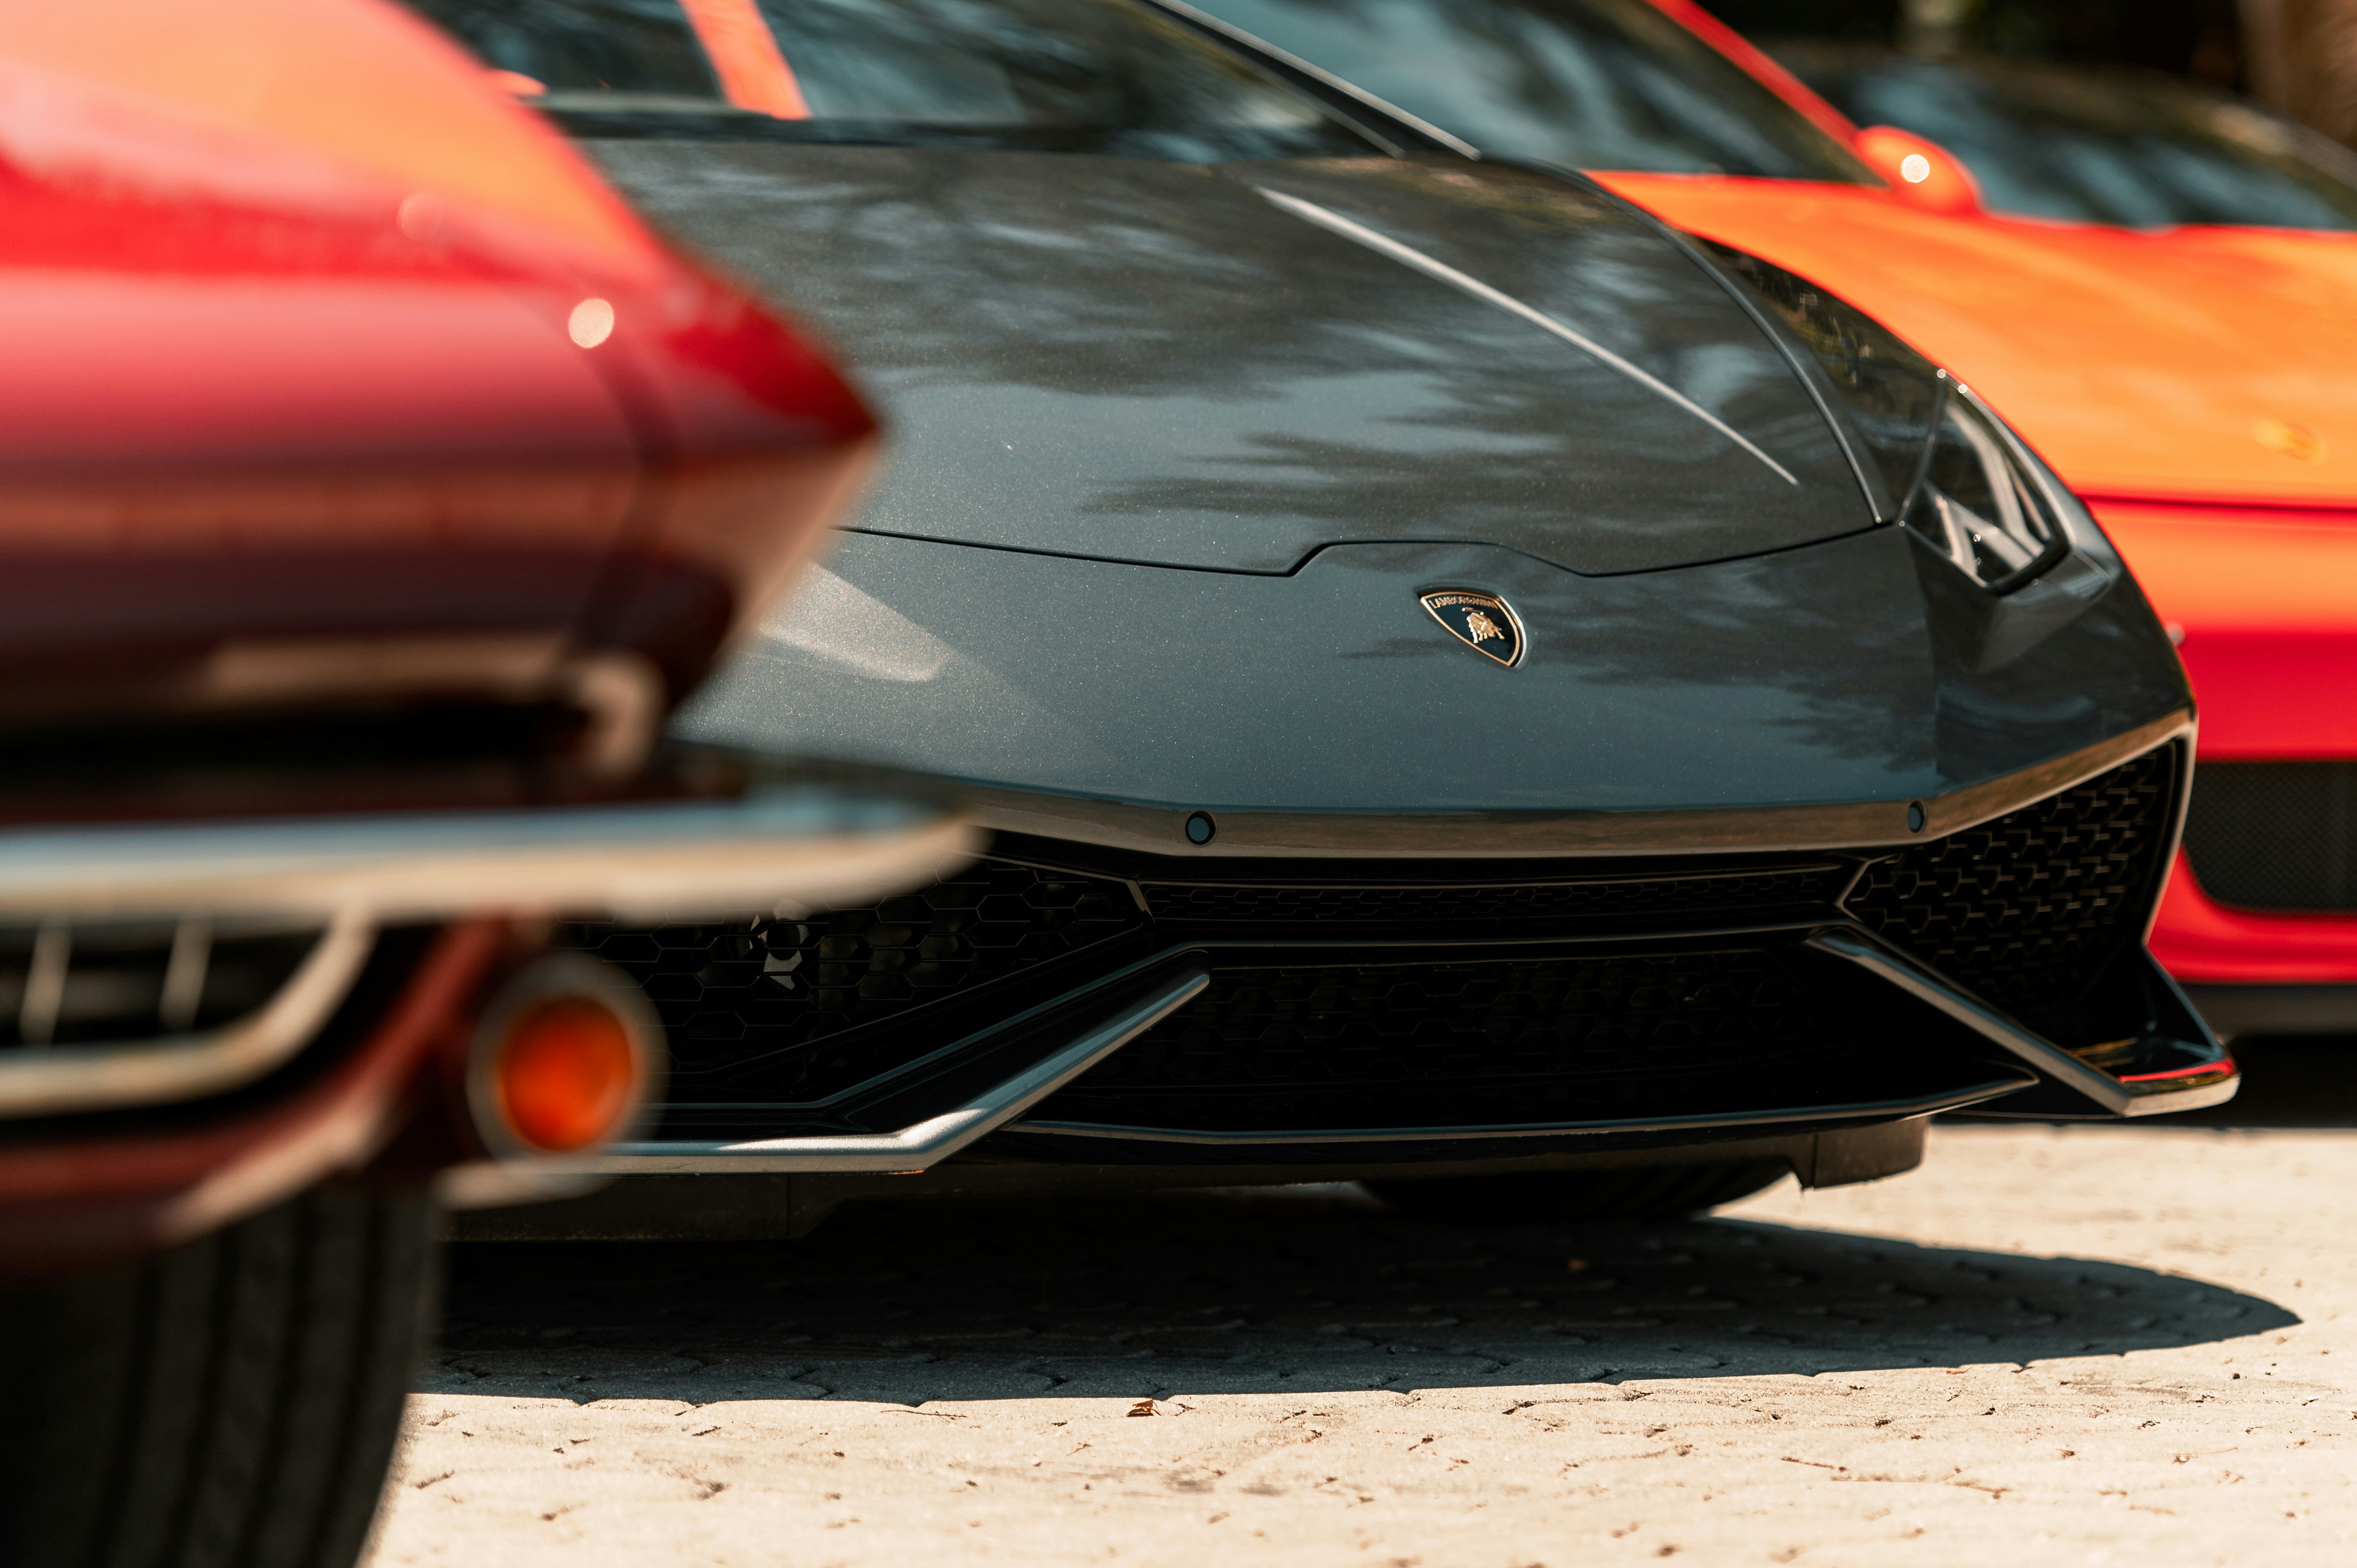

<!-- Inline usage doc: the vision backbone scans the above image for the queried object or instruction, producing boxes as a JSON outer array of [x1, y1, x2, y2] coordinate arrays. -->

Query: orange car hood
[[1598, 174, 2357, 507]]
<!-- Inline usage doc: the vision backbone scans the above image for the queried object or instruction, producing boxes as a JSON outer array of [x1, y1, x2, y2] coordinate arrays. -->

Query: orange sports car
[[1178, 0, 2357, 1040]]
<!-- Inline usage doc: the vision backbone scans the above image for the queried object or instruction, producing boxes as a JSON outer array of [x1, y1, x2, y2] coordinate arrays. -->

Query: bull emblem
[[1418, 588, 1524, 667]]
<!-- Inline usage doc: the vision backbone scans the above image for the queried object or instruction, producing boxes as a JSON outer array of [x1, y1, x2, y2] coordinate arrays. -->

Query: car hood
[[679, 521, 2187, 830], [1603, 173, 2357, 508], [586, 145, 1871, 575]]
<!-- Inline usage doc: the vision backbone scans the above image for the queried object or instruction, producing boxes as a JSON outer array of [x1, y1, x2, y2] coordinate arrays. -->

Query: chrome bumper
[[0, 788, 976, 1121], [0, 789, 971, 923]]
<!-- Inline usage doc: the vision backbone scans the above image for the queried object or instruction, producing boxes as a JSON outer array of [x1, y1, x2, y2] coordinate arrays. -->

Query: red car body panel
[[2096, 497, 2357, 986], [1598, 5, 2357, 1006], [0, 0, 892, 1264], [1591, 176, 2357, 508], [0, 923, 509, 1280], [0, 0, 876, 739], [2090, 501, 2357, 762], [2154, 853, 2357, 986]]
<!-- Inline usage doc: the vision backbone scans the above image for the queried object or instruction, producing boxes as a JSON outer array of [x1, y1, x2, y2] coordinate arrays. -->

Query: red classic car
[[0, 2, 965, 1562]]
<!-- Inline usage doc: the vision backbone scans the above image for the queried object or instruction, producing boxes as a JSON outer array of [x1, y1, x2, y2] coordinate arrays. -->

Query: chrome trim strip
[[1912, 714, 2187, 842], [575, 968, 1210, 1174], [2120, 1074, 2242, 1114], [1257, 187, 1801, 486], [0, 910, 375, 1120], [0, 788, 970, 1119], [1001, 1074, 2032, 1146], [20, 922, 68, 1046], [2144, 727, 2197, 945], [1810, 927, 2236, 1117], [963, 711, 2193, 859], [0, 789, 975, 923]]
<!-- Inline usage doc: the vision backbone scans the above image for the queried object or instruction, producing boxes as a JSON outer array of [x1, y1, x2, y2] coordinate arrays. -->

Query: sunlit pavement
[[372, 1059, 2357, 1566]]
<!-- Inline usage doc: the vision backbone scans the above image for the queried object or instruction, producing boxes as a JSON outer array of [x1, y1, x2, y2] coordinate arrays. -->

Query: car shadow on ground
[[426, 1184, 2296, 1407]]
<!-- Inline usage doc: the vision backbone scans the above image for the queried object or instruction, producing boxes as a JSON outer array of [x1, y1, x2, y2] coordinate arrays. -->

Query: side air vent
[[1845, 746, 2178, 1026], [2180, 760, 2357, 912], [559, 860, 1145, 1089]]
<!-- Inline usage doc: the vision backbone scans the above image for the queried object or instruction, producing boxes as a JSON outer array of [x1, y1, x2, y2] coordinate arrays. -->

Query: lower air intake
[[2180, 760, 2357, 912], [1844, 746, 2178, 1028], [558, 860, 1143, 1102], [1022, 943, 2007, 1144], [570, 743, 2181, 1146]]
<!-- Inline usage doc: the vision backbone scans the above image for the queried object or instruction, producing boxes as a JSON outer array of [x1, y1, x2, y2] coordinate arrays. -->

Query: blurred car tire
[[1371, 1160, 1789, 1223], [0, 1185, 438, 1568]]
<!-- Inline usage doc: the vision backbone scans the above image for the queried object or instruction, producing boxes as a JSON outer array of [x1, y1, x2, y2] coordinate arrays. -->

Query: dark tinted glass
[[406, 0, 722, 102], [1782, 46, 2357, 231], [1189, 0, 1874, 181], [406, 0, 1369, 158]]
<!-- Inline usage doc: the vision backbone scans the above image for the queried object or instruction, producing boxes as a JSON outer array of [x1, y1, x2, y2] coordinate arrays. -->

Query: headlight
[[1702, 243, 2080, 594], [1909, 381, 2070, 590]]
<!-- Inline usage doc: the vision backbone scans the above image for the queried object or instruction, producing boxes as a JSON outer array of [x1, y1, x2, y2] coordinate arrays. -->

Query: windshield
[[1184, 0, 1874, 181], [403, 0, 1371, 158], [1781, 46, 2357, 232]]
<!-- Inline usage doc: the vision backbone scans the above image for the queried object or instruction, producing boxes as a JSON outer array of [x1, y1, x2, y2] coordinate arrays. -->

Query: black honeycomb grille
[[2181, 760, 2357, 911], [1082, 951, 1807, 1090], [1845, 747, 2177, 1024], [1141, 866, 1846, 926], [1033, 944, 1965, 1136], [559, 859, 1143, 1086], [576, 751, 2176, 1129]]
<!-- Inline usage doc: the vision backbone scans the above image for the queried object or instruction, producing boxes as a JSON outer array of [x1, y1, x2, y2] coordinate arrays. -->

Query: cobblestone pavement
[[373, 1120, 2357, 1567]]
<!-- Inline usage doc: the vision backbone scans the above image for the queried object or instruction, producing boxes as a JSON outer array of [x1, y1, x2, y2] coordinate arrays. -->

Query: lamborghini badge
[[1419, 589, 1524, 667]]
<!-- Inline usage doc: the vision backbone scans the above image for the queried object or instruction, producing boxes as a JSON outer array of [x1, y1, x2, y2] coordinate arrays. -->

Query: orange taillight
[[465, 954, 661, 1160], [494, 995, 639, 1152]]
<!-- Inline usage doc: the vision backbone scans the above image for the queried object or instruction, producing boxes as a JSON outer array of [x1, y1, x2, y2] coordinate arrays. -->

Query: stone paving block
[[372, 1127, 2357, 1567]]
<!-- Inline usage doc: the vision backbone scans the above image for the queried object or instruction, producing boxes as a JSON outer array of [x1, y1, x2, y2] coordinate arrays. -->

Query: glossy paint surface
[[2153, 852, 2357, 986], [679, 522, 2186, 825], [1612, 9, 2357, 990], [2106, 497, 2357, 986], [1192, 0, 1873, 180], [2091, 501, 2357, 762], [542, 15, 2189, 840], [1583, 40, 2357, 988], [1583, 187, 2357, 986], [0, 0, 653, 264], [1185, 0, 2357, 502], [1177, 0, 2357, 984], [0, 922, 508, 1276], [586, 142, 1869, 576], [1594, 175, 2357, 510], [0, 0, 901, 1254], [0, 0, 876, 738]]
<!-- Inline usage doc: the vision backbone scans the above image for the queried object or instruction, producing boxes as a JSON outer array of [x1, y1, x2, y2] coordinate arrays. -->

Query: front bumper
[[536, 728, 2234, 1192], [0, 786, 974, 1274]]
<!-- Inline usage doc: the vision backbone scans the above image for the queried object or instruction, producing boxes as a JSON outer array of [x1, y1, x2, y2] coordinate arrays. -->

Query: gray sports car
[[415, 0, 2231, 1229]]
